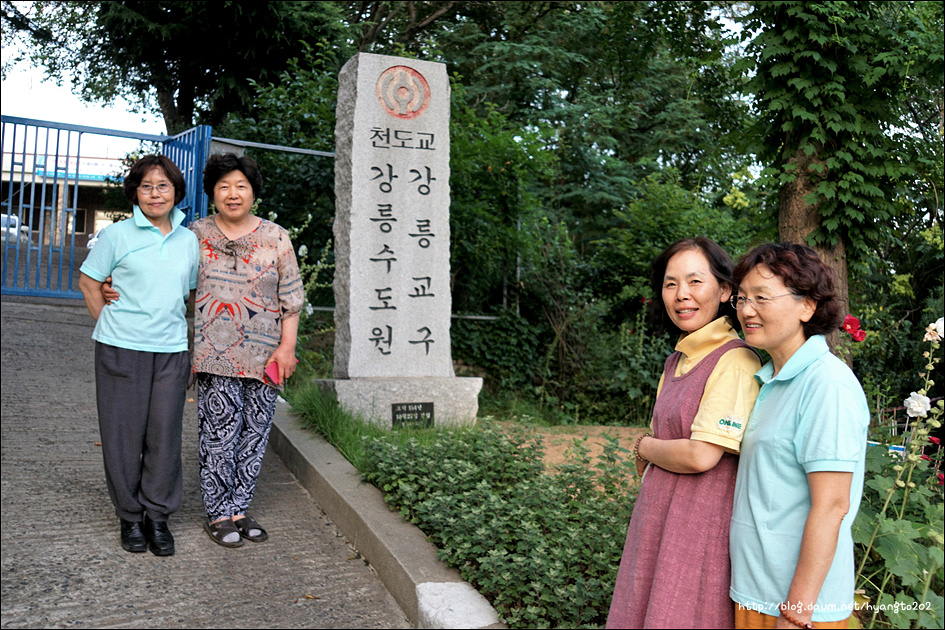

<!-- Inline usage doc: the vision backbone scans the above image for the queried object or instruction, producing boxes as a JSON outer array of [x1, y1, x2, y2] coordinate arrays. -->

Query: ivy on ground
[[361, 423, 637, 629]]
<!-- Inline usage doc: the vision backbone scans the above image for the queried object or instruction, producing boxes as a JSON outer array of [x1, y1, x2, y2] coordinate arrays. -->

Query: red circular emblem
[[376, 66, 431, 120]]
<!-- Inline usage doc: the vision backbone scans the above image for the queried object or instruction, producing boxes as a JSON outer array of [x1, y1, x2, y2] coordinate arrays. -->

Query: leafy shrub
[[853, 322, 944, 628], [452, 310, 543, 391], [362, 423, 637, 628]]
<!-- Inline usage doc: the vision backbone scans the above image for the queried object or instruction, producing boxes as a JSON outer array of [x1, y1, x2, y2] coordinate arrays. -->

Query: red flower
[[843, 315, 861, 333], [931, 436, 941, 445], [939, 473, 944, 486], [921, 454, 931, 461], [852, 329, 866, 342]]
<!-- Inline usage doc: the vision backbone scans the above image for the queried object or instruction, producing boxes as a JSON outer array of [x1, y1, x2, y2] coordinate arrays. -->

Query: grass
[[284, 379, 480, 472]]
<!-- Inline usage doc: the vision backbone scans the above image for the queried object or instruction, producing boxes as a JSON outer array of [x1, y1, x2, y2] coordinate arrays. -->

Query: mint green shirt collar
[[754, 334, 830, 385], [131, 204, 186, 232]]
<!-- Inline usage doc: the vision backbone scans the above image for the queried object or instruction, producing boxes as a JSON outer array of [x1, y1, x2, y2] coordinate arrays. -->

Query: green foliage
[[436, 1, 754, 243], [448, 80, 557, 315], [850, 227, 944, 403], [737, 1, 942, 254], [284, 381, 391, 471], [596, 169, 769, 311], [361, 422, 638, 628], [215, 43, 340, 304], [452, 311, 542, 392], [4, 1, 347, 133], [853, 333, 944, 628]]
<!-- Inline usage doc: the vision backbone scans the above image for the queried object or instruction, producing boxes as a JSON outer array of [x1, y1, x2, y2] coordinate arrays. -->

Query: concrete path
[[0, 299, 411, 629]]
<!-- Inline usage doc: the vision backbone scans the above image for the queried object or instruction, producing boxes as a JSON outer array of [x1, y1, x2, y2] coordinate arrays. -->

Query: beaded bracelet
[[633, 432, 651, 462], [779, 602, 814, 629]]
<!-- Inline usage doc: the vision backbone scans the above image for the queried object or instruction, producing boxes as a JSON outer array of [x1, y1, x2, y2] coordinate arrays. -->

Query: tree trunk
[[156, 89, 184, 135], [778, 149, 850, 362]]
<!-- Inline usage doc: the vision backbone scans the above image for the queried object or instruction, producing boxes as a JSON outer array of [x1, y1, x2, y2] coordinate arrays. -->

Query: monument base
[[316, 377, 483, 428]]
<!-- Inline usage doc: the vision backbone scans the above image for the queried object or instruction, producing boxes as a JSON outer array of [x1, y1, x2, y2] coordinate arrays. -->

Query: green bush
[[853, 329, 944, 629], [452, 311, 542, 391], [362, 422, 637, 628]]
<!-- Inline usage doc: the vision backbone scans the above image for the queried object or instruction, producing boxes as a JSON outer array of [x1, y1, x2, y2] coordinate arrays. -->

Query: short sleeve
[[276, 227, 304, 317], [188, 234, 199, 290], [690, 347, 761, 453], [795, 376, 869, 473], [78, 227, 117, 281]]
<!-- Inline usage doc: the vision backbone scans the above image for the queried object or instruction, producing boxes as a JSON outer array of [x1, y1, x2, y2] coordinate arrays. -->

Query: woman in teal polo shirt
[[729, 243, 869, 629], [79, 155, 198, 557]]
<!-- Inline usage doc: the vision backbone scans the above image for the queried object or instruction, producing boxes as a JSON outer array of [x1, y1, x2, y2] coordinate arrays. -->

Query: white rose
[[924, 317, 944, 342], [298, 244, 308, 258], [904, 392, 931, 418]]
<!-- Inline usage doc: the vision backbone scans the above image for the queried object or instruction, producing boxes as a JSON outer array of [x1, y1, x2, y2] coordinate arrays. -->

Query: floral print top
[[190, 216, 304, 382]]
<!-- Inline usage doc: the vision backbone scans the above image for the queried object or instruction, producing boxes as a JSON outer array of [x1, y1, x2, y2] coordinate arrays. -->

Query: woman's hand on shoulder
[[100, 275, 120, 304]]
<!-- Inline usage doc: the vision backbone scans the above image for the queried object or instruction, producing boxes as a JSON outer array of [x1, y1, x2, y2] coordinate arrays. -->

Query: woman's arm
[[776, 471, 853, 628], [79, 273, 106, 320], [265, 313, 300, 384], [636, 436, 725, 474]]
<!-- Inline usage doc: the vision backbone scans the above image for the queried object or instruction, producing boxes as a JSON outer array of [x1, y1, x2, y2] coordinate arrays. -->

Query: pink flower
[[852, 329, 866, 342], [930, 436, 941, 445], [843, 315, 861, 333]]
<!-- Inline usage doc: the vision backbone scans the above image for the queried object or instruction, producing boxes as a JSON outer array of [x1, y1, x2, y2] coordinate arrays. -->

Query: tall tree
[[2, 0, 346, 133], [736, 1, 942, 322]]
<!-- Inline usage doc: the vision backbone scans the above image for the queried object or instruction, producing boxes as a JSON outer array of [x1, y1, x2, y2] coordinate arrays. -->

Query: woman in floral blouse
[[191, 152, 304, 547]]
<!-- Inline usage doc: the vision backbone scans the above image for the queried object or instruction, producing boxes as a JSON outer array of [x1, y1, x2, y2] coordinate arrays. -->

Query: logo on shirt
[[718, 415, 743, 432]]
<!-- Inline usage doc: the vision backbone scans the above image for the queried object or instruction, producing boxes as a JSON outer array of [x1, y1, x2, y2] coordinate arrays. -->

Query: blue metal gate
[[1, 116, 210, 299], [162, 125, 212, 225]]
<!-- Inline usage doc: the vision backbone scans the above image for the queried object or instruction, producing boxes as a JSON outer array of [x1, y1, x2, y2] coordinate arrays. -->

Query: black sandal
[[233, 515, 268, 542], [203, 518, 244, 548]]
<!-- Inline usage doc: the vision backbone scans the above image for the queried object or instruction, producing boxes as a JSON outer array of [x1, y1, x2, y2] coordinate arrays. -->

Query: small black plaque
[[392, 402, 434, 428]]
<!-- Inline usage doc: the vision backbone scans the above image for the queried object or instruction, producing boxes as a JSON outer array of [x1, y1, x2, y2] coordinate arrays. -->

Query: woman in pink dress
[[606, 237, 761, 629]]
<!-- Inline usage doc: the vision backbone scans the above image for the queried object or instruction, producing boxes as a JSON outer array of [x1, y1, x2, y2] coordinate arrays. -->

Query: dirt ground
[[501, 423, 649, 468]]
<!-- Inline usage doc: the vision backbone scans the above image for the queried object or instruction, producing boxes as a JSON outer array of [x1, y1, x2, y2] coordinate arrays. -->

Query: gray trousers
[[94, 342, 189, 522]]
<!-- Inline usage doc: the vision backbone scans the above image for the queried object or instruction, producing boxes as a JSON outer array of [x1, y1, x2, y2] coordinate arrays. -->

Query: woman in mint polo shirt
[[729, 243, 869, 629], [79, 155, 198, 557]]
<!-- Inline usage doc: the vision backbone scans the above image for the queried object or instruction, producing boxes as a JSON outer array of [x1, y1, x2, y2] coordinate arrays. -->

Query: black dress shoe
[[120, 519, 147, 553], [143, 515, 175, 556]]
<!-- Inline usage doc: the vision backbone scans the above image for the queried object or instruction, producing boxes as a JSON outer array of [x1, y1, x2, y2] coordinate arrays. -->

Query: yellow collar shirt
[[654, 316, 761, 453]]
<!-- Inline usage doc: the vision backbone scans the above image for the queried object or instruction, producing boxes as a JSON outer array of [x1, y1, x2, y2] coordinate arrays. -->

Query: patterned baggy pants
[[197, 373, 278, 521]]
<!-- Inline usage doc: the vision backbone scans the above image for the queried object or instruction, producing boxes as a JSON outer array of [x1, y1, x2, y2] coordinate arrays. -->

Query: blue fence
[[1, 116, 210, 299]]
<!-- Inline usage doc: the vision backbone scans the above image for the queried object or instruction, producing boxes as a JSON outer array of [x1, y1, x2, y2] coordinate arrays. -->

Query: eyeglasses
[[138, 183, 173, 194], [730, 293, 797, 310]]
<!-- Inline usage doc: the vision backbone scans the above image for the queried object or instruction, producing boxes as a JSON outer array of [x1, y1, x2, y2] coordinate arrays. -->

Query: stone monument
[[320, 52, 482, 427]]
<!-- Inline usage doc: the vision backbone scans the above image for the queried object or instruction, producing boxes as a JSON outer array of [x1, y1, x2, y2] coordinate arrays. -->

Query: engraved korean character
[[370, 203, 396, 233], [408, 276, 435, 298], [392, 130, 414, 149], [408, 327, 434, 355], [369, 244, 397, 273], [370, 127, 391, 148], [369, 326, 393, 355], [416, 132, 435, 150], [408, 166, 436, 195], [369, 287, 396, 310], [370, 164, 398, 192], [408, 218, 435, 248]]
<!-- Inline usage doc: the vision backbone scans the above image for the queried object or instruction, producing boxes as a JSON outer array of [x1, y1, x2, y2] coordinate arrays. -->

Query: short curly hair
[[648, 237, 739, 334], [733, 242, 843, 338], [202, 152, 263, 199], [123, 155, 186, 205]]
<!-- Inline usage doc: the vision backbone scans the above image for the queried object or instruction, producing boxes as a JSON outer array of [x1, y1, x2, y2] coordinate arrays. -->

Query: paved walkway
[[0, 298, 411, 629]]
